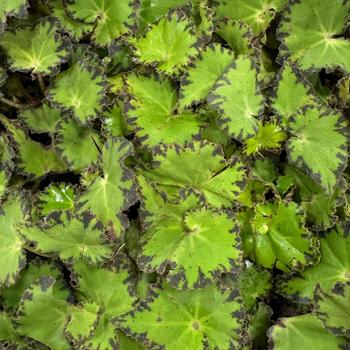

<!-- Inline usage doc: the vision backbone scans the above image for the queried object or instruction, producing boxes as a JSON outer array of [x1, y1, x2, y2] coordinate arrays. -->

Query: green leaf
[[118, 331, 146, 350], [268, 314, 349, 350], [277, 224, 350, 302], [270, 61, 318, 125], [125, 73, 202, 147], [138, 206, 242, 289], [0, 18, 70, 74], [0, 115, 66, 178], [214, 0, 287, 34], [129, 10, 199, 74], [66, 0, 135, 46], [72, 259, 137, 349], [281, 165, 344, 229], [208, 56, 265, 140], [141, 142, 246, 208], [19, 103, 61, 133], [77, 137, 138, 237], [0, 1, 28, 32], [2, 259, 69, 311], [20, 213, 113, 264], [16, 276, 71, 350], [55, 119, 102, 172], [0, 192, 27, 287], [49, 0, 93, 40], [244, 121, 286, 155], [37, 183, 75, 216], [136, 0, 188, 33], [278, 0, 350, 72], [0, 312, 28, 349], [102, 103, 128, 138], [49, 58, 107, 124], [241, 201, 316, 271], [178, 44, 233, 109], [236, 262, 272, 310], [215, 19, 256, 57], [64, 301, 100, 346], [315, 283, 350, 339], [286, 106, 348, 194], [117, 283, 244, 350]]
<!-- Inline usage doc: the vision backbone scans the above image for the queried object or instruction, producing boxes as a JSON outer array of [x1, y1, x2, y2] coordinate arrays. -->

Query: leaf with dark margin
[[277, 223, 350, 302], [208, 56, 265, 140], [16, 276, 71, 350], [16, 276, 99, 350], [278, 0, 350, 73], [129, 10, 199, 74], [48, 57, 107, 124], [214, 0, 287, 34], [116, 283, 245, 350], [118, 331, 146, 350], [19, 103, 61, 134], [178, 43, 233, 109], [191, 0, 214, 41], [64, 301, 100, 346], [55, 118, 102, 172], [0, 192, 28, 287], [66, 0, 135, 46], [138, 205, 242, 289], [268, 314, 349, 350], [270, 61, 318, 125], [49, 0, 93, 40], [244, 121, 286, 155], [136, 0, 188, 33], [0, 0, 28, 32], [2, 258, 69, 311], [102, 103, 128, 138], [72, 259, 138, 350], [20, 213, 113, 264], [314, 283, 350, 339], [138, 175, 201, 228], [215, 19, 256, 57], [240, 200, 316, 272], [0, 18, 70, 74], [125, 73, 202, 147], [141, 141, 246, 208], [281, 165, 345, 229], [286, 106, 348, 195], [0, 115, 66, 178], [77, 137, 138, 237], [37, 183, 75, 216], [0, 312, 28, 349]]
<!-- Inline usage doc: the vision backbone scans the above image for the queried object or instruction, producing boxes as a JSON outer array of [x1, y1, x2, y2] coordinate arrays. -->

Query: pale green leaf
[[278, 0, 350, 72], [268, 314, 348, 350], [0, 18, 70, 74], [178, 44, 233, 109], [77, 138, 138, 237], [20, 214, 113, 264], [66, 0, 135, 46], [277, 224, 350, 302], [130, 10, 199, 74], [125, 73, 202, 147], [55, 119, 102, 172], [117, 284, 244, 350], [208, 56, 265, 140], [286, 107, 348, 194], [141, 142, 246, 208]]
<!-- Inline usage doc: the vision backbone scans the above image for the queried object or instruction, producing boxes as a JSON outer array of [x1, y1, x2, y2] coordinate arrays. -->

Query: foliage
[[0, 1, 349, 349]]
